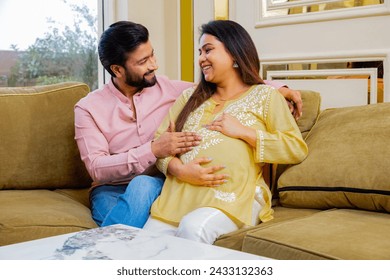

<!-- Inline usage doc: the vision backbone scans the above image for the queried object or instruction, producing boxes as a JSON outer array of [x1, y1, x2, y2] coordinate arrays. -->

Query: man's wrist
[[150, 139, 159, 158]]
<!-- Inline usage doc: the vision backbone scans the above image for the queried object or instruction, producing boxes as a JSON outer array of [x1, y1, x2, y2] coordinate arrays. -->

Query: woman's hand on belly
[[204, 113, 256, 147], [167, 157, 229, 187]]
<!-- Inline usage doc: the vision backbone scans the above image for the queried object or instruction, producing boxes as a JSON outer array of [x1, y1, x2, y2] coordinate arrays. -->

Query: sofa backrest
[[0, 82, 92, 190], [278, 101, 390, 213]]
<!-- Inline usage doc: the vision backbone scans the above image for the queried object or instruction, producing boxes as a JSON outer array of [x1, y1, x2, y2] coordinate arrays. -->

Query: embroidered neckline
[[210, 85, 256, 106]]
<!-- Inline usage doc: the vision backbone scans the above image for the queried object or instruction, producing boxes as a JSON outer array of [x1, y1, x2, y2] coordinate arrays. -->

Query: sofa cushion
[[295, 90, 321, 137], [214, 206, 321, 251], [0, 189, 97, 246], [270, 90, 321, 192], [277, 102, 390, 212], [53, 188, 91, 208], [0, 82, 92, 190], [242, 209, 390, 260]]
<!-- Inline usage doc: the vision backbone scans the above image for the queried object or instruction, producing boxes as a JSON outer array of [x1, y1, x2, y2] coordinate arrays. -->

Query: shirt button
[[148, 161, 152, 164], [138, 125, 141, 128]]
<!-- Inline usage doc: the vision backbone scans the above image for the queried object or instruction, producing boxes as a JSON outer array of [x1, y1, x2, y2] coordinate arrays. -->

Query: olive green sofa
[[0, 82, 97, 246], [1, 82, 389, 260], [215, 93, 390, 260]]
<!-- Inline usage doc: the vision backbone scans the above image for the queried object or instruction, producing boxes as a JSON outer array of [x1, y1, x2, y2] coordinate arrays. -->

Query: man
[[74, 21, 303, 228]]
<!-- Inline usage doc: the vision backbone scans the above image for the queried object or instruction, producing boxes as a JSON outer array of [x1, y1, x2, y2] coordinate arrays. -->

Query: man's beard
[[125, 69, 157, 89]]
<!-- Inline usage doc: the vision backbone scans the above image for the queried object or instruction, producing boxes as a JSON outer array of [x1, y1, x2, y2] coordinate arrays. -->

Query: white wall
[[228, 0, 390, 107], [100, 0, 181, 81], [102, 0, 390, 108], [192, 0, 215, 82]]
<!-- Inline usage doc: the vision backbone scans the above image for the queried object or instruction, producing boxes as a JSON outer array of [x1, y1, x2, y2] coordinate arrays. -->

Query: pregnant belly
[[181, 136, 257, 179]]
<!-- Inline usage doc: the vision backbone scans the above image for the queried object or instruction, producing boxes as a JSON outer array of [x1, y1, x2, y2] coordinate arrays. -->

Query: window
[[0, 0, 98, 90], [261, 0, 385, 18], [257, 0, 388, 26]]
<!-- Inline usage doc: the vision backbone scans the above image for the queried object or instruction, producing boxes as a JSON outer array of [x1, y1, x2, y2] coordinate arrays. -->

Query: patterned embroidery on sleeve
[[258, 130, 265, 162], [160, 157, 171, 175]]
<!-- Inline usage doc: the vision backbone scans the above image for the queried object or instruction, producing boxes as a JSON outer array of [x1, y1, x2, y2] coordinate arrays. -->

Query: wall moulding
[[268, 68, 378, 104], [259, 49, 389, 65], [255, 0, 390, 27], [260, 52, 388, 107]]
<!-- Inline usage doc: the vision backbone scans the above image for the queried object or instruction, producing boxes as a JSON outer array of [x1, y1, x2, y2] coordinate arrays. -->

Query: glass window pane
[[262, 0, 384, 18], [0, 0, 98, 90]]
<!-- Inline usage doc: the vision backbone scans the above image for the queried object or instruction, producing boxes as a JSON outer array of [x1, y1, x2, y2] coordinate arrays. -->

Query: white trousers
[[143, 195, 262, 244], [143, 207, 238, 244]]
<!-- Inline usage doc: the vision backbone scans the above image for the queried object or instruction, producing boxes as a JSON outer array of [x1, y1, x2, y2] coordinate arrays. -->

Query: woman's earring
[[233, 61, 239, 68]]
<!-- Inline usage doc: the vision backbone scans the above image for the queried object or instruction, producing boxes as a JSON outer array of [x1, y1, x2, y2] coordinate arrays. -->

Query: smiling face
[[124, 40, 158, 88], [111, 40, 158, 89], [198, 34, 236, 85]]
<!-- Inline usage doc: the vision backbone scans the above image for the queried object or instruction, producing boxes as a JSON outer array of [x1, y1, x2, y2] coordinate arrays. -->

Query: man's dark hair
[[98, 21, 149, 77]]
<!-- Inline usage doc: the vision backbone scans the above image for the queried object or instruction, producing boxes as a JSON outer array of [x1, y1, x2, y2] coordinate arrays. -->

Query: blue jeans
[[90, 175, 164, 228]]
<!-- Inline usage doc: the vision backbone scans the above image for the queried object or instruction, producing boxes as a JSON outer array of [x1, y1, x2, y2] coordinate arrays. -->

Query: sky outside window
[[0, 0, 97, 51]]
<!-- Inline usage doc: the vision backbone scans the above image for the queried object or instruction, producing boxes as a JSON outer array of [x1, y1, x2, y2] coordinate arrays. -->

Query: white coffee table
[[0, 224, 265, 260]]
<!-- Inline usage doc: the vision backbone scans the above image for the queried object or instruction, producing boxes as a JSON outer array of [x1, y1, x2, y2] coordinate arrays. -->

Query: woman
[[143, 20, 308, 244]]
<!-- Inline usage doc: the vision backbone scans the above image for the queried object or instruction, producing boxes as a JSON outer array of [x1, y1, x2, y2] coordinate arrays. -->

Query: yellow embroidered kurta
[[151, 85, 308, 227]]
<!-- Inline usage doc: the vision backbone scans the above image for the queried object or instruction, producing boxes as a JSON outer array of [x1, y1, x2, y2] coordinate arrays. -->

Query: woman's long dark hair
[[175, 20, 264, 132]]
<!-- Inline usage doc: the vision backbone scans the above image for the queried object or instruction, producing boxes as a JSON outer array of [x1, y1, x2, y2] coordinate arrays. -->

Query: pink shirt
[[74, 76, 285, 186], [75, 76, 193, 185]]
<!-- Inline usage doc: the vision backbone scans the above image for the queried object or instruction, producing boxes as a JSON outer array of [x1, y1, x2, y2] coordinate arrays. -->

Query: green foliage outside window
[[8, 2, 98, 90]]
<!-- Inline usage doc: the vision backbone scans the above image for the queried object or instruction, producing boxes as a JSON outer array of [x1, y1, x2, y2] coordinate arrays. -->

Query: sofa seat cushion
[[0, 189, 97, 246], [214, 206, 321, 251], [53, 188, 91, 208], [278, 103, 390, 212], [241, 208, 390, 260]]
